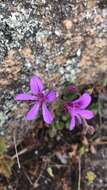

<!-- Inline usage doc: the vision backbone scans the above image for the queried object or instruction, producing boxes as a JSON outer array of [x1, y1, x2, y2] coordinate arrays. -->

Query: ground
[[0, 0, 107, 189]]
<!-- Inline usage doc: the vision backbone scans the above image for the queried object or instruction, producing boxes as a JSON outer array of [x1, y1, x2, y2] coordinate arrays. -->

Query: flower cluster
[[16, 76, 94, 130]]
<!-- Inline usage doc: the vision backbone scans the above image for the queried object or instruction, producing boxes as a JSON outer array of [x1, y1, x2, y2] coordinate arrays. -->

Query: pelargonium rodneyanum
[[16, 77, 94, 131], [15, 76, 56, 124], [64, 93, 94, 130]]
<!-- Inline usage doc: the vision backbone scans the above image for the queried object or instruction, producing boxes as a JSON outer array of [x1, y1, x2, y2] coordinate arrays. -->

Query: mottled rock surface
[[0, 0, 107, 145], [0, 0, 107, 189]]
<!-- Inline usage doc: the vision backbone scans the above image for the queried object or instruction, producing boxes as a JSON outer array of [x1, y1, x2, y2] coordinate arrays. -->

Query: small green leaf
[[0, 138, 7, 155], [79, 146, 88, 156], [64, 93, 78, 101], [65, 121, 69, 129], [47, 167, 54, 177], [90, 103, 98, 110], [52, 121, 63, 130], [86, 171, 96, 185]]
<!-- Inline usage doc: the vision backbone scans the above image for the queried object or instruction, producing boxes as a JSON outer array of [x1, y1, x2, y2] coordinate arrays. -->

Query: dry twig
[[12, 148, 28, 160], [13, 130, 21, 169], [78, 157, 81, 190]]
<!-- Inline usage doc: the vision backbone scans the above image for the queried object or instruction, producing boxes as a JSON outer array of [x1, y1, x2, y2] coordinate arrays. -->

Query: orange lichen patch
[[19, 47, 33, 59], [64, 34, 83, 48], [15, 103, 28, 116], [63, 19, 73, 30], [49, 74, 60, 83], [94, 15, 103, 25], [77, 38, 107, 84], [87, 0, 95, 11], [0, 50, 21, 87], [0, 79, 10, 86], [85, 27, 96, 37], [95, 38, 106, 48], [53, 55, 66, 65]]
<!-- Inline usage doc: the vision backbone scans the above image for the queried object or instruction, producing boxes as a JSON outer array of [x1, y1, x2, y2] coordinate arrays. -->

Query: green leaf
[[51, 123, 59, 129], [65, 121, 70, 129], [64, 93, 78, 101], [90, 103, 98, 110], [52, 121, 63, 130], [0, 138, 7, 155], [47, 167, 54, 177], [86, 171, 96, 185], [79, 146, 88, 156]]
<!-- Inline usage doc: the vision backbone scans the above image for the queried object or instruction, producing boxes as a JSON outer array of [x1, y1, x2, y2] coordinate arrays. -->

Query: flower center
[[64, 102, 72, 112], [64, 101, 81, 112], [36, 93, 46, 103], [74, 102, 81, 108]]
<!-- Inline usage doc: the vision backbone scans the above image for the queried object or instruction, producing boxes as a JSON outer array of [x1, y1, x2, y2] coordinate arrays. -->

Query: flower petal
[[77, 109, 94, 119], [69, 115, 75, 130], [30, 76, 44, 94], [75, 114, 82, 124], [26, 102, 40, 120], [42, 103, 53, 124], [46, 90, 56, 102], [15, 93, 36, 101], [73, 93, 91, 109]]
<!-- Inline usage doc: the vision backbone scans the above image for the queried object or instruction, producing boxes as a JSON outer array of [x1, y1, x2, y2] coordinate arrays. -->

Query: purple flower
[[65, 93, 94, 130], [15, 76, 56, 124]]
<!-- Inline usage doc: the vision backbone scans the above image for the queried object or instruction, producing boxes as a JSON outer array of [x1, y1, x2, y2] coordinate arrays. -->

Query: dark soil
[[1, 125, 107, 190]]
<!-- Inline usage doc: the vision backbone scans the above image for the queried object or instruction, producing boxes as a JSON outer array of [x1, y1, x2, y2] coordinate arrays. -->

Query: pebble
[[55, 30, 61, 36], [59, 67, 64, 74], [77, 49, 81, 57], [25, 62, 32, 68], [34, 150, 38, 155], [66, 65, 72, 71]]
